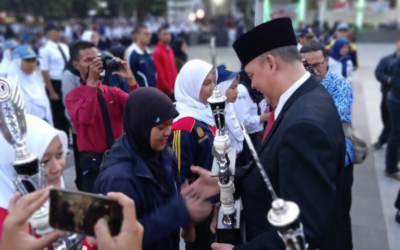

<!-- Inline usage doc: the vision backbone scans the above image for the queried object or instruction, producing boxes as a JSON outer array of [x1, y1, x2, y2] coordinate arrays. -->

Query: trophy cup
[[0, 76, 83, 250], [241, 124, 307, 250], [208, 37, 245, 246]]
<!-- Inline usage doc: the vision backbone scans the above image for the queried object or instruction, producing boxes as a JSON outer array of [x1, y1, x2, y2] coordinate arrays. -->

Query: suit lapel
[[258, 76, 319, 155]]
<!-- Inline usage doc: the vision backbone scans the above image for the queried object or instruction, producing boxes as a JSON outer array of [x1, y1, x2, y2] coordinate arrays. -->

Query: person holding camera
[[65, 41, 138, 193]]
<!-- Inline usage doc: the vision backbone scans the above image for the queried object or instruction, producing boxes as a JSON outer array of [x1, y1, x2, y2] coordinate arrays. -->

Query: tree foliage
[[0, 0, 166, 22]]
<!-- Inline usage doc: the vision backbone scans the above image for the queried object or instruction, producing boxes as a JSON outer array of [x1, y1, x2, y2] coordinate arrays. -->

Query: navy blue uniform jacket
[[94, 135, 191, 250], [233, 76, 347, 250], [170, 117, 216, 181]]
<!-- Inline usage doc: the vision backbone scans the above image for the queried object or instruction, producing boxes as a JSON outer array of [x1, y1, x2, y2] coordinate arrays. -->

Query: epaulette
[[349, 43, 357, 51], [172, 117, 196, 132]]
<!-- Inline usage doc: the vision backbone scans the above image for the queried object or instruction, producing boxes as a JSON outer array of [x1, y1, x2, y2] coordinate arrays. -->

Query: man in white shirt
[[39, 23, 70, 138]]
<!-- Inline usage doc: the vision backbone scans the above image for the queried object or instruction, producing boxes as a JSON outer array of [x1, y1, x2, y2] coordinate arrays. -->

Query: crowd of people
[[0, 15, 399, 250]]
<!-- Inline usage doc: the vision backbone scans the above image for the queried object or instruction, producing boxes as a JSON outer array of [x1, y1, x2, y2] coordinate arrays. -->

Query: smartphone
[[49, 188, 123, 237]]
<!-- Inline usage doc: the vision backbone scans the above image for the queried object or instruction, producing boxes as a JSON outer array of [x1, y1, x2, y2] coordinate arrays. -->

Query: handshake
[[0, 187, 144, 250]]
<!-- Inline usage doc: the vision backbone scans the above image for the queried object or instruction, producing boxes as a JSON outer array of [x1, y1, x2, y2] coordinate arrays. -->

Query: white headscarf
[[217, 78, 244, 153], [81, 30, 94, 41], [0, 114, 68, 209], [174, 60, 215, 126], [7, 59, 53, 125], [0, 49, 12, 75]]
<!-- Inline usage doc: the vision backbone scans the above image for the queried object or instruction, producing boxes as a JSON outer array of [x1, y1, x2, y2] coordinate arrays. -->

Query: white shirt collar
[[274, 72, 310, 120], [132, 43, 151, 55]]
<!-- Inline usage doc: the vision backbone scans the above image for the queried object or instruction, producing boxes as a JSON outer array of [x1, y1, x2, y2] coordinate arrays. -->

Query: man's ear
[[72, 60, 79, 70], [266, 54, 277, 73]]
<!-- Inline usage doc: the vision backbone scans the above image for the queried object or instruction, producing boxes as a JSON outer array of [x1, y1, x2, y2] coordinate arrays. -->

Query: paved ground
[[63, 44, 400, 249]]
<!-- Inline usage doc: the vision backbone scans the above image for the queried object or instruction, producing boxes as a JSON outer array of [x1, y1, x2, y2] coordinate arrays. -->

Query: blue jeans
[[385, 91, 400, 173]]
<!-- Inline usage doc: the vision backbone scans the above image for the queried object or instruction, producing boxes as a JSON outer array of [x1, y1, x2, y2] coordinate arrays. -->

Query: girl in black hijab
[[94, 88, 212, 250]]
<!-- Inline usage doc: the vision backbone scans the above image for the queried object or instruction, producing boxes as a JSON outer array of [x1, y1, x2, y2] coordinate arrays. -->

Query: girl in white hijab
[[81, 30, 99, 47], [0, 114, 68, 211], [216, 65, 244, 154], [7, 45, 53, 125], [170, 59, 216, 247]]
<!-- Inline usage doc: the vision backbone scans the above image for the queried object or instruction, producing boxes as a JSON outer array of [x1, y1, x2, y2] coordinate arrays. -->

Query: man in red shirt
[[153, 27, 178, 101], [65, 41, 138, 192]]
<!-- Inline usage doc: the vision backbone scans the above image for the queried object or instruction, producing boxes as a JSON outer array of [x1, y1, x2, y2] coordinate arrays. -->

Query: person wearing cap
[[296, 27, 314, 51], [182, 18, 347, 250], [216, 65, 244, 154], [7, 45, 53, 125], [326, 23, 358, 71], [39, 23, 70, 139], [0, 39, 19, 75]]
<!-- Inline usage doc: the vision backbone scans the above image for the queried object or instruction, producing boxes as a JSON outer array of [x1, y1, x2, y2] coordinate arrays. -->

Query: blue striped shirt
[[321, 69, 354, 166]]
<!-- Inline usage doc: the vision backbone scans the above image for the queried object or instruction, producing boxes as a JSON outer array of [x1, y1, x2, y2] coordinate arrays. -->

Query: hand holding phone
[[49, 188, 123, 237], [93, 192, 144, 250]]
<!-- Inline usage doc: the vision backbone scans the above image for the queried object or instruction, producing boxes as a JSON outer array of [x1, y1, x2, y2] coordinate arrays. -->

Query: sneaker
[[396, 211, 400, 223], [372, 142, 383, 150], [385, 171, 400, 180]]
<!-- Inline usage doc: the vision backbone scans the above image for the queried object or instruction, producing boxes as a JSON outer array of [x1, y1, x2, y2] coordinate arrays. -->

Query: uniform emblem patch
[[197, 127, 204, 137]]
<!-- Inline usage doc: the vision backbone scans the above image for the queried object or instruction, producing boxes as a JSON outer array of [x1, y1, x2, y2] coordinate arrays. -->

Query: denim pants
[[385, 91, 400, 173]]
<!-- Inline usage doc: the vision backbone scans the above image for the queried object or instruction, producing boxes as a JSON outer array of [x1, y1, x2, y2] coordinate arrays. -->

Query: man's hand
[[183, 195, 212, 223], [49, 91, 60, 101], [181, 166, 220, 200], [86, 57, 104, 88], [1, 187, 65, 250], [211, 243, 235, 250], [93, 192, 144, 250], [111, 57, 136, 85]]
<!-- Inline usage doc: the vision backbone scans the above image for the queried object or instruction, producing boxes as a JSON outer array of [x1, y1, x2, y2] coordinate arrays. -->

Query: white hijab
[[174, 60, 215, 126], [81, 30, 94, 42], [0, 114, 68, 209], [7, 59, 53, 125], [217, 78, 244, 153], [0, 49, 12, 75]]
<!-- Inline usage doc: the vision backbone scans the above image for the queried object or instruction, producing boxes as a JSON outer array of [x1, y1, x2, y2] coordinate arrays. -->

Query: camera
[[302, 59, 315, 75], [99, 54, 120, 72]]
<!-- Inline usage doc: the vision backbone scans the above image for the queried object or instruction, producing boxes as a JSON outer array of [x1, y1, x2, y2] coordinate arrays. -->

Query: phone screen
[[49, 188, 123, 236]]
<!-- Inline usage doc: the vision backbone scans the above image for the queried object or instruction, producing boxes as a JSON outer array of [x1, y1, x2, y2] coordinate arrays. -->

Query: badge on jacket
[[197, 127, 204, 138]]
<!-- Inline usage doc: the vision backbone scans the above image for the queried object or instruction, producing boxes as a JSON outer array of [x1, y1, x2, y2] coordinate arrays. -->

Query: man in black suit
[[182, 18, 347, 250]]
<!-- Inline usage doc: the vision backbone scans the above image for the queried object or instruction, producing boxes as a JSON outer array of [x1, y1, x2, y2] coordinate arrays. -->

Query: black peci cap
[[233, 18, 297, 67], [44, 23, 60, 33]]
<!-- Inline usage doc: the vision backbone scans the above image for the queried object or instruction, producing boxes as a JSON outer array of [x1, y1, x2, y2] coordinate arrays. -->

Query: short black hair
[[157, 26, 169, 35], [133, 25, 148, 35], [300, 41, 328, 58], [70, 41, 96, 61]]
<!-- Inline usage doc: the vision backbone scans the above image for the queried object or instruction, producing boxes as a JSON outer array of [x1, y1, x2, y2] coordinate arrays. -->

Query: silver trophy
[[208, 37, 245, 245], [241, 123, 307, 250], [0, 76, 83, 250]]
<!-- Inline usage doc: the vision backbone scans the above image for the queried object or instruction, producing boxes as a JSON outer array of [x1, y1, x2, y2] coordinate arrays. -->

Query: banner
[[270, 4, 297, 21]]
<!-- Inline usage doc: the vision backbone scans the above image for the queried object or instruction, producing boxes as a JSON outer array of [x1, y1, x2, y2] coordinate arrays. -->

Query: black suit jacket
[[234, 76, 346, 250]]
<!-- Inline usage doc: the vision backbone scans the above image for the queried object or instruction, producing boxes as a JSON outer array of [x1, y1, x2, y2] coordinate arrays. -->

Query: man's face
[[301, 50, 328, 82], [73, 47, 99, 79], [47, 29, 61, 42], [299, 35, 314, 46], [137, 28, 151, 45], [336, 29, 348, 38], [159, 29, 171, 44], [245, 55, 277, 106]]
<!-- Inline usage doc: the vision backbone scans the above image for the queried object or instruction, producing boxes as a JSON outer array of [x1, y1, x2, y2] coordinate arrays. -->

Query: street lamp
[[188, 12, 196, 22], [196, 9, 205, 19], [99, 1, 108, 9], [213, 0, 224, 6]]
